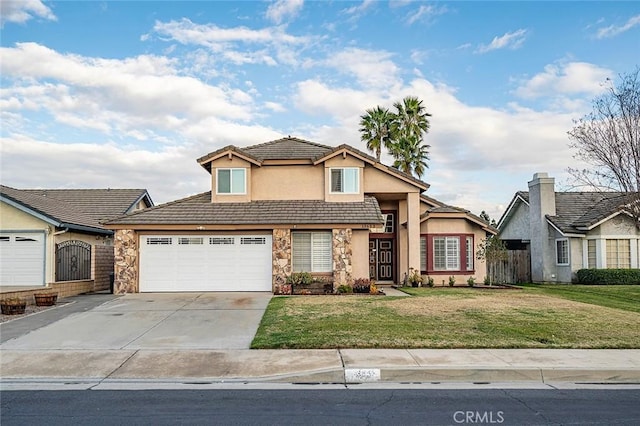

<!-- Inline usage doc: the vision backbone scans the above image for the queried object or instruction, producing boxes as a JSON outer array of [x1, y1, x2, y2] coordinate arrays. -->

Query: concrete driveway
[[0, 293, 272, 350]]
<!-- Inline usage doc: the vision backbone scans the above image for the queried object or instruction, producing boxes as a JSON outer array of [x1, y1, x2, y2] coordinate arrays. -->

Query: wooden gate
[[56, 240, 91, 281], [488, 248, 531, 284]]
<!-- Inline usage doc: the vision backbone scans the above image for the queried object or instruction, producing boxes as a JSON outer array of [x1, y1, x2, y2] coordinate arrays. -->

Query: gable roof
[[1, 185, 152, 234], [419, 194, 498, 234], [105, 191, 383, 227], [499, 191, 635, 235], [196, 136, 429, 191]]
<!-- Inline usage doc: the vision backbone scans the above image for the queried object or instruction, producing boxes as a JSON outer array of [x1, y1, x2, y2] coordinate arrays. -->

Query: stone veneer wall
[[332, 228, 353, 288], [114, 229, 138, 294], [272, 228, 292, 294]]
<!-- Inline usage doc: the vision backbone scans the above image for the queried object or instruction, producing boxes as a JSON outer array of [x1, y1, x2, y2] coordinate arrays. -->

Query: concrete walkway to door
[[0, 293, 272, 350]]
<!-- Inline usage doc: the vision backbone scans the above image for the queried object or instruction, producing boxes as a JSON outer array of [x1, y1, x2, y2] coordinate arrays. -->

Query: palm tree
[[392, 96, 431, 142], [390, 134, 430, 178], [359, 106, 392, 161]]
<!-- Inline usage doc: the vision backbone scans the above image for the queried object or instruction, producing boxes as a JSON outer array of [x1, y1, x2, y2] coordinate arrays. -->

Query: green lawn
[[251, 286, 640, 349], [516, 284, 640, 313]]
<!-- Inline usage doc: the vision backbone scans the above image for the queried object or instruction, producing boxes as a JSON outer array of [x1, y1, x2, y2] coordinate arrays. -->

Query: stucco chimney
[[528, 172, 556, 282]]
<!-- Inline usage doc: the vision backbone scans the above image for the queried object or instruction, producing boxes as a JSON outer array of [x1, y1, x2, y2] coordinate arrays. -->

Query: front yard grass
[[251, 287, 640, 349], [517, 284, 640, 313]]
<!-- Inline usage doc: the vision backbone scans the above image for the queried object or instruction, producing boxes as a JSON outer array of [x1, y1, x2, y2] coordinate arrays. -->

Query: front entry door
[[369, 239, 394, 281]]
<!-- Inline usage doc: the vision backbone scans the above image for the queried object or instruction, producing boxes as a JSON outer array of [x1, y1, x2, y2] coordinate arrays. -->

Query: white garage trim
[[139, 234, 272, 292], [0, 231, 46, 286]]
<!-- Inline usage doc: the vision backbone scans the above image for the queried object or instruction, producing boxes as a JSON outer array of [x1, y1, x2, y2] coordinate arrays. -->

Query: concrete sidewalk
[[2, 348, 639, 385]]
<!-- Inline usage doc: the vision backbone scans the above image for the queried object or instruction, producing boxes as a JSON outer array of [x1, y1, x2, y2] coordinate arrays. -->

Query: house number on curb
[[345, 368, 381, 382]]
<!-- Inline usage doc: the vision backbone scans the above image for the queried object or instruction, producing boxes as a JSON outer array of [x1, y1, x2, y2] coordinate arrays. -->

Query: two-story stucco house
[[106, 137, 495, 293], [498, 172, 640, 283]]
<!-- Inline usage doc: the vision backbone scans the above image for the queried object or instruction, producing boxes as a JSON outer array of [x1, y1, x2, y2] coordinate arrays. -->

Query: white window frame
[[329, 168, 359, 194], [556, 238, 569, 266], [216, 168, 246, 195], [292, 232, 332, 273], [434, 236, 460, 271]]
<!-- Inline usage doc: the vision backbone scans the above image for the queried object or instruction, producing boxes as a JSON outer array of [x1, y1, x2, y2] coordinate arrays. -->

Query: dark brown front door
[[369, 238, 394, 281]]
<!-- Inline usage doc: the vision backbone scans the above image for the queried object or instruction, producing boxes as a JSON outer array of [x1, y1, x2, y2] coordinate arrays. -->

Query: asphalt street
[[1, 388, 639, 425]]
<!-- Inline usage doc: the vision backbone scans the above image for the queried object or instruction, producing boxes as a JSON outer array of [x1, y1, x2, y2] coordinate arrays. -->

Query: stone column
[[113, 229, 138, 294], [332, 228, 353, 288], [272, 228, 291, 294]]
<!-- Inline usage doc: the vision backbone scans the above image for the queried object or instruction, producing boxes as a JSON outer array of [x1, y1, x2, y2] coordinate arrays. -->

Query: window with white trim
[[292, 232, 332, 272], [556, 239, 569, 265], [434, 236, 460, 271], [216, 168, 246, 194], [606, 239, 631, 268], [466, 236, 474, 271], [330, 168, 359, 193]]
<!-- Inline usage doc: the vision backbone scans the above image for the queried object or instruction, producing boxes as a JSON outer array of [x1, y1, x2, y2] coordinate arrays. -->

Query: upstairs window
[[217, 168, 246, 194], [330, 168, 359, 193]]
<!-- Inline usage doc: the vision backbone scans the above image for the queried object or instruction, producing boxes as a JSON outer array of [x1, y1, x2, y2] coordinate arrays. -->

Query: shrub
[[467, 276, 476, 287], [576, 268, 640, 285], [448, 276, 456, 287], [353, 278, 371, 293], [286, 272, 314, 286], [337, 284, 353, 294], [426, 276, 435, 287], [484, 275, 491, 285]]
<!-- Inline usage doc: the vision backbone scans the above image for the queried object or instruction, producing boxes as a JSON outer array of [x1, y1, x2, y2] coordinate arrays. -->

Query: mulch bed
[[0, 303, 69, 324]]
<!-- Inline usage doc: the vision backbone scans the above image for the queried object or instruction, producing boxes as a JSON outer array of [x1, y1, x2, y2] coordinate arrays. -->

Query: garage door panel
[[139, 234, 272, 292], [0, 233, 45, 286]]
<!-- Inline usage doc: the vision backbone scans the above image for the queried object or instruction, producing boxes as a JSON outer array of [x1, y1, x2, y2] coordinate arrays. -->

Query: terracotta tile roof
[[105, 192, 384, 226], [516, 191, 635, 233], [1, 185, 152, 234]]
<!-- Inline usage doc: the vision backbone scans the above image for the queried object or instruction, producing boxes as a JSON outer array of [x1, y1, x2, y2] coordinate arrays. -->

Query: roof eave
[[197, 146, 263, 173], [497, 193, 529, 230]]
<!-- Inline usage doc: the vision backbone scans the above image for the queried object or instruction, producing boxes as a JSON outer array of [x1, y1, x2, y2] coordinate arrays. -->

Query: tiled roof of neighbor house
[[1, 186, 153, 234], [516, 191, 634, 233], [22, 188, 152, 223], [243, 137, 333, 161], [1, 185, 107, 233], [105, 192, 384, 226]]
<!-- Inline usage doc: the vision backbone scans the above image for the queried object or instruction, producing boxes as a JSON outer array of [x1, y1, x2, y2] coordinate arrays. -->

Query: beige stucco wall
[[363, 166, 420, 194], [253, 165, 324, 200], [351, 229, 370, 280]]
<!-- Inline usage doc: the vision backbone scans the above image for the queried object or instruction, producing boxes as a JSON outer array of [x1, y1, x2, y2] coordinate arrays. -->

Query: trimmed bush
[[576, 268, 640, 285]]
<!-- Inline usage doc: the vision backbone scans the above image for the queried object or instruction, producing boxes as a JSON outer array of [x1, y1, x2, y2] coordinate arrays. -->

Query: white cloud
[[0, 0, 56, 26], [317, 47, 401, 89], [476, 29, 528, 54], [342, 0, 375, 17], [265, 0, 304, 24], [406, 4, 448, 25], [596, 14, 640, 39], [514, 62, 611, 100]]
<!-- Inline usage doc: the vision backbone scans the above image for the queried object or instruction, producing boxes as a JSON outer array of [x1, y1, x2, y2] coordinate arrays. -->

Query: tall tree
[[359, 106, 392, 161], [358, 96, 432, 178], [390, 134, 430, 178], [567, 67, 640, 228]]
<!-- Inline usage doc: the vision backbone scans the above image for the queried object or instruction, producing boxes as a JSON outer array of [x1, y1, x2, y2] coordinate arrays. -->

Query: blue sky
[[1, 1, 639, 220]]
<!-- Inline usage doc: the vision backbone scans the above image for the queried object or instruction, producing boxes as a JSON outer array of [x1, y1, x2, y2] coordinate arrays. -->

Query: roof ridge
[[243, 136, 332, 150]]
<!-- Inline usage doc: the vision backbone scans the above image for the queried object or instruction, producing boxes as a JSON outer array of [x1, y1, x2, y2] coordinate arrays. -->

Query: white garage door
[[0, 232, 45, 286], [139, 235, 272, 292]]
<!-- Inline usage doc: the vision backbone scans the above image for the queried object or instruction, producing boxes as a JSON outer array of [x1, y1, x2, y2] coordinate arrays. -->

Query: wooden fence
[[488, 249, 531, 284]]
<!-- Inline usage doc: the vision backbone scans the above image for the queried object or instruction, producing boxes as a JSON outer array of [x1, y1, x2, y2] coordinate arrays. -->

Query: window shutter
[[446, 237, 460, 270]]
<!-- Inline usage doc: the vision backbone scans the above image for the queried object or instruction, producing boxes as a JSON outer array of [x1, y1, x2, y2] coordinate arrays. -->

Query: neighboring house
[[105, 137, 496, 294], [498, 172, 639, 283], [0, 186, 153, 296]]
